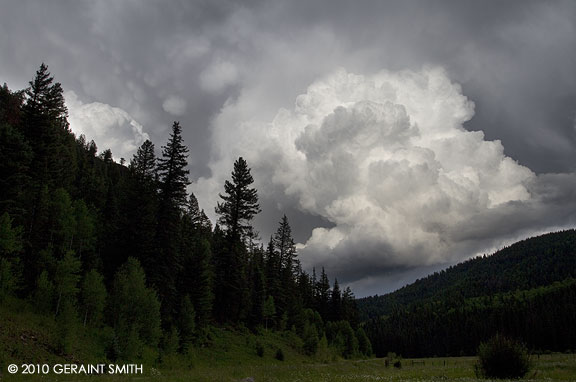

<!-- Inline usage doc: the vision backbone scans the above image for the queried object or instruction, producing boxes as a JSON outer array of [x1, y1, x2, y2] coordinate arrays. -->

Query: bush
[[255, 341, 264, 357], [385, 352, 401, 368], [475, 334, 531, 379], [275, 348, 284, 361]]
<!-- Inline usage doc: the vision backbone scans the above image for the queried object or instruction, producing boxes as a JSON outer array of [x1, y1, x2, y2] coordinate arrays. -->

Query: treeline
[[0, 64, 371, 361], [358, 230, 576, 320], [358, 230, 576, 357], [364, 278, 576, 357]]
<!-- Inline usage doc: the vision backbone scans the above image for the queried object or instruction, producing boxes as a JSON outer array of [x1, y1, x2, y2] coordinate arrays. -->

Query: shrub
[[255, 341, 264, 357], [275, 348, 285, 361], [385, 352, 401, 367], [475, 334, 531, 379]]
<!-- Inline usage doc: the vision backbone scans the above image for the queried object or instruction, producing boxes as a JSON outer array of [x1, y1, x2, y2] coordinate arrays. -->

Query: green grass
[[3, 354, 576, 381], [2, 298, 575, 381]]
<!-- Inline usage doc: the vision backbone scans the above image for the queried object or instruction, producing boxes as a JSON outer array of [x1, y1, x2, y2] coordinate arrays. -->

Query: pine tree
[[100, 149, 113, 163], [341, 286, 358, 326], [0, 84, 32, 218], [297, 271, 315, 310], [20, 65, 77, 285], [315, 267, 331, 321], [125, 140, 158, 277], [273, 215, 297, 274], [186, 193, 212, 233], [272, 215, 299, 319], [265, 236, 281, 314], [23, 63, 75, 189], [213, 157, 260, 322], [0, 83, 24, 127], [24, 63, 68, 128], [129, 139, 156, 181], [215, 157, 260, 242], [157, 121, 190, 209], [248, 249, 266, 328], [180, 199, 214, 327], [331, 278, 342, 321], [155, 121, 190, 322]]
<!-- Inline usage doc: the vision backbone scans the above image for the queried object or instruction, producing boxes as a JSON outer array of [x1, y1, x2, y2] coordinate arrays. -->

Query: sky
[[2, 0, 576, 297]]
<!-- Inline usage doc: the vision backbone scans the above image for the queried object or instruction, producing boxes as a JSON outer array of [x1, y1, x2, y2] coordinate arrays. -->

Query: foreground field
[[5, 354, 575, 382], [3, 298, 575, 381], [155, 354, 576, 382]]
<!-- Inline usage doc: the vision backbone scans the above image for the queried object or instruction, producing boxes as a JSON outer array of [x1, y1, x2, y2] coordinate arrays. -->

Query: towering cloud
[[195, 66, 575, 294]]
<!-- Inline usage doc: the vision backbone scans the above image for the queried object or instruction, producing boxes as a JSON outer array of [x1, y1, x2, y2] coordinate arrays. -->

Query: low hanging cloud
[[196, 66, 576, 291], [65, 91, 149, 161]]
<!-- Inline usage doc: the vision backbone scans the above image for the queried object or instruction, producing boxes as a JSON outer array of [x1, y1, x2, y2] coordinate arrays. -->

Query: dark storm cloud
[[2, 0, 576, 295], [1, 0, 256, 176], [282, 0, 576, 173]]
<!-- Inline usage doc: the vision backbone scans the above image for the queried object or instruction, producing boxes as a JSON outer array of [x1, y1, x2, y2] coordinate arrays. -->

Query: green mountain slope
[[358, 230, 576, 357], [358, 230, 576, 320]]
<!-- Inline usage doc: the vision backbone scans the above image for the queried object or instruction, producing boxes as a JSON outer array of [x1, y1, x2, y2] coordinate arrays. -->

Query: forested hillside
[[358, 230, 576, 357], [0, 64, 371, 364]]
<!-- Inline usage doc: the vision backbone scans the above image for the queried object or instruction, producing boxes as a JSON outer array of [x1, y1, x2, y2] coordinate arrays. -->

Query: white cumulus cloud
[[262, 68, 535, 266], [65, 91, 149, 161], [194, 66, 576, 290]]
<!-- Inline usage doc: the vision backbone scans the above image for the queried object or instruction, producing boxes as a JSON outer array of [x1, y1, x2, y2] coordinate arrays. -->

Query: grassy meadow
[[138, 354, 576, 382], [2, 298, 575, 381], [3, 354, 575, 381]]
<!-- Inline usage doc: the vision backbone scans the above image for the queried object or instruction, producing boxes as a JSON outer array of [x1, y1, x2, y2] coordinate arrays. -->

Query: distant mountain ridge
[[358, 229, 576, 320], [358, 230, 576, 357]]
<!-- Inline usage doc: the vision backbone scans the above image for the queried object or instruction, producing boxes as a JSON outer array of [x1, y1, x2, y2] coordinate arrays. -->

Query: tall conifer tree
[[157, 122, 189, 209], [180, 193, 214, 327], [215, 157, 260, 241], [155, 121, 190, 322], [316, 267, 331, 321], [272, 215, 298, 318], [129, 139, 156, 181], [273, 215, 297, 275], [125, 139, 158, 276], [214, 157, 260, 322], [23, 63, 74, 189]]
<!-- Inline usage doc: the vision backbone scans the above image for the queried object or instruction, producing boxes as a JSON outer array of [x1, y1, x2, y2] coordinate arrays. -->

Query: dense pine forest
[[358, 230, 576, 357], [0, 64, 371, 362]]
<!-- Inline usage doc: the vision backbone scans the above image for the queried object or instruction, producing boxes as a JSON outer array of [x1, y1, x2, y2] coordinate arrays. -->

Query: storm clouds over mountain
[[2, 0, 575, 295]]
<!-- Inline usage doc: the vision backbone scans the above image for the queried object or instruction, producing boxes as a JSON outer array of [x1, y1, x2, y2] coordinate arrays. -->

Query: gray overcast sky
[[2, 0, 576, 296]]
